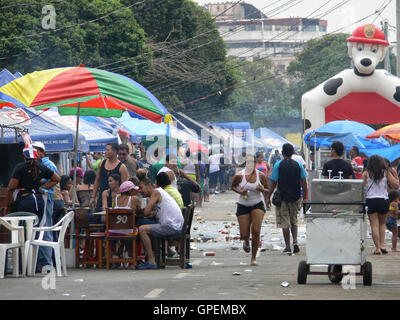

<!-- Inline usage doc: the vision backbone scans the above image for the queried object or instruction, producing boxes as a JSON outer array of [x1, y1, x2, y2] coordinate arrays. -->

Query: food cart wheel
[[362, 261, 372, 286], [328, 265, 343, 284], [297, 260, 309, 284]]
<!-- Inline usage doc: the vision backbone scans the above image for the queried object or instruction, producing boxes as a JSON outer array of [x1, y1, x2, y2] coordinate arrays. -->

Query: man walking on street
[[266, 143, 308, 254]]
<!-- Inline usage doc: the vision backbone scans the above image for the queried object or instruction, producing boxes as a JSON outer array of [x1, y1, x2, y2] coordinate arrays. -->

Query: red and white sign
[[1, 108, 31, 125]]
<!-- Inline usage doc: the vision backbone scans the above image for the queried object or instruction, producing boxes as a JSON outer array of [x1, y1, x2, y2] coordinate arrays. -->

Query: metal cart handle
[[303, 202, 366, 215]]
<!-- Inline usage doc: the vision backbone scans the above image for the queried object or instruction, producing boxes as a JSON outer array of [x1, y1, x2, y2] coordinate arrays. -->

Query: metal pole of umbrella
[[70, 102, 80, 247]]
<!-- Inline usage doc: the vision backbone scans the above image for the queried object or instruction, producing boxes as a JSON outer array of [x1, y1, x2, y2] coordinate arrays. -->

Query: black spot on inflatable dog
[[323, 78, 343, 96], [394, 86, 400, 102]]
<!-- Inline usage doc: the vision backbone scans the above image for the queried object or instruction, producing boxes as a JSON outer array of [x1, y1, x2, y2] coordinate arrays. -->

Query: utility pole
[[397, 0, 400, 76], [382, 20, 391, 73]]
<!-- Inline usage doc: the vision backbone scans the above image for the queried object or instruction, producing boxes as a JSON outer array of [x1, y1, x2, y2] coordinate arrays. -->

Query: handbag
[[272, 190, 282, 207]]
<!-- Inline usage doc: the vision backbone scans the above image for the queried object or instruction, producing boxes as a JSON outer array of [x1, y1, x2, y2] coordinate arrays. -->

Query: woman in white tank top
[[362, 155, 399, 255], [231, 154, 269, 266]]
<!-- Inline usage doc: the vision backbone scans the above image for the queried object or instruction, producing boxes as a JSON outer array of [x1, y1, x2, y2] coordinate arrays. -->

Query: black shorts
[[366, 198, 390, 214], [209, 171, 220, 185], [236, 201, 266, 216]]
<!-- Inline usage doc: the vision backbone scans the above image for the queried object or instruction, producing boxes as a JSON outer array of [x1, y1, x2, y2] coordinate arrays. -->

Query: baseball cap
[[70, 167, 84, 178], [120, 181, 139, 193], [22, 144, 38, 159], [32, 141, 45, 151]]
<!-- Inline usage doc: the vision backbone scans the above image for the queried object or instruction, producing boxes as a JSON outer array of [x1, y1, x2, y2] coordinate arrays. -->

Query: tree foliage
[[0, 0, 151, 81], [125, 0, 240, 116]]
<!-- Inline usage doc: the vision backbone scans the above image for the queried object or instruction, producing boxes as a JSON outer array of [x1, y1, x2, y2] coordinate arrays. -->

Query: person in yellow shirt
[[386, 190, 400, 252], [156, 172, 184, 209]]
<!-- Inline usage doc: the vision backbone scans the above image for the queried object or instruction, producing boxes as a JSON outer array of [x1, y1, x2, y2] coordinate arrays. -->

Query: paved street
[[1, 191, 400, 301]]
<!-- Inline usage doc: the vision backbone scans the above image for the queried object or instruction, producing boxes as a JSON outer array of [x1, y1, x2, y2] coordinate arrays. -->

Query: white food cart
[[297, 179, 372, 286]]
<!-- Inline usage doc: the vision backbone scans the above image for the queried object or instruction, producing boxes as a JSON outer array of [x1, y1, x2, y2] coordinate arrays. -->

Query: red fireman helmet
[[347, 24, 389, 46]]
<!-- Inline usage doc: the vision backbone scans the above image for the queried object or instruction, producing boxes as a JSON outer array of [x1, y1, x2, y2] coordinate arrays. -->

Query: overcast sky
[[193, 0, 397, 43]]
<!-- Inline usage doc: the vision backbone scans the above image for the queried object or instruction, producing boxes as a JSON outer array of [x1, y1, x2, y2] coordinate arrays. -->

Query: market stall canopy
[[171, 111, 221, 142], [211, 125, 254, 151], [41, 109, 117, 152], [0, 69, 18, 87], [361, 143, 400, 163], [304, 120, 389, 150], [366, 123, 400, 143], [0, 66, 171, 123], [118, 113, 198, 148], [0, 106, 89, 152], [255, 127, 299, 149]]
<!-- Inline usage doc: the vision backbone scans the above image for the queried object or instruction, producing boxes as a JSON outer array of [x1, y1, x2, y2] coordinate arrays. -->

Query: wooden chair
[[74, 208, 104, 269], [105, 209, 137, 270], [155, 204, 194, 269]]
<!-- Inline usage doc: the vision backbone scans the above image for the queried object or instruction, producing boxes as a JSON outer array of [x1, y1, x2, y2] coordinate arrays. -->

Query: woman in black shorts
[[231, 155, 269, 266], [362, 155, 399, 255]]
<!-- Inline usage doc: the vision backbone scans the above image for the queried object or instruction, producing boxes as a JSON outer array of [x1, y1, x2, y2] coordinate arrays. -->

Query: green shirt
[[92, 159, 102, 174], [165, 185, 184, 209], [151, 157, 182, 182]]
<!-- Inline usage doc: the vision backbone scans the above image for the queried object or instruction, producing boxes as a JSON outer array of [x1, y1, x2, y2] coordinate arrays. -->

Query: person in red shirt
[[350, 146, 364, 179]]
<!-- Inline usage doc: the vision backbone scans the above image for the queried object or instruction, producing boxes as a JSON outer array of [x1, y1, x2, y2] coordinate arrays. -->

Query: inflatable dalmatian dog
[[302, 24, 400, 135]]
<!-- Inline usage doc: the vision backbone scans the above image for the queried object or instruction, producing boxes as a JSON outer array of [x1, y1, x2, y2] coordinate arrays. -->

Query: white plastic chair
[[0, 218, 25, 279], [25, 211, 74, 277]]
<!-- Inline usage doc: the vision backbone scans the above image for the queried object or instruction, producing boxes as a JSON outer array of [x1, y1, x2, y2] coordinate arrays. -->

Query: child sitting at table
[[386, 190, 400, 252]]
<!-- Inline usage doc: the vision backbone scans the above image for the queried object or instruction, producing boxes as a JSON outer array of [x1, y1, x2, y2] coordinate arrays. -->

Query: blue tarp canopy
[[118, 113, 199, 146], [0, 69, 17, 87], [255, 127, 299, 149], [0, 107, 89, 152], [100, 117, 141, 143], [42, 110, 119, 152], [361, 143, 400, 162], [304, 120, 389, 150], [119, 114, 169, 137], [212, 122, 251, 131]]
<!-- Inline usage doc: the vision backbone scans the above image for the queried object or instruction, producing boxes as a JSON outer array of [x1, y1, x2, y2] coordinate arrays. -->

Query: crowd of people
[[4, 138, 400, 271]]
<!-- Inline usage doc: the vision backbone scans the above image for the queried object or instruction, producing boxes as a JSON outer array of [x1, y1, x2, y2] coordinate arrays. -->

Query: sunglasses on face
[[118, 153, 128, 156]]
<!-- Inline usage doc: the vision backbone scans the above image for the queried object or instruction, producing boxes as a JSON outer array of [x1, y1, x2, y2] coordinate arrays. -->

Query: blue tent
[[255, 127, 299, 149], [0, 69, 16, 87], [212, 122, 251, 131], [361, 143, 400, 162], [0, 107, 89, 152], [304, 120, 389, 150], [0, 69, 90, 151], [119, 114, 169, 137], [42, 110, 119, 152]]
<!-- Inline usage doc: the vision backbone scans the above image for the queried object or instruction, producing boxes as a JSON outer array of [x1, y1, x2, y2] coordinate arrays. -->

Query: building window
[[245, 25, 257, 31], [303, 25, 316, 32], [275, 26, 281, 31], [264, 24, 272, 31], [319, 25, 327, 32], [217, 6, 220, 12], [289, 25, 299, 31]]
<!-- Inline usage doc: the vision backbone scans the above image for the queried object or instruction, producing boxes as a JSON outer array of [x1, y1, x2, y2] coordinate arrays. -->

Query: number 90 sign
[[116, 215, 128, 224]]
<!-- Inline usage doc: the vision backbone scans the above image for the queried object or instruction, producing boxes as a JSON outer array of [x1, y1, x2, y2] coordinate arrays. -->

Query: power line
[[103, 0, 298, 74], [146, 0, 338, 94], [165, 5, 387, 116]]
